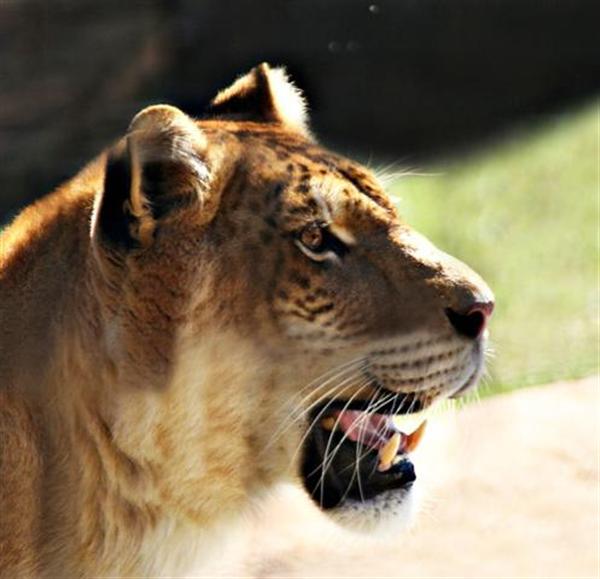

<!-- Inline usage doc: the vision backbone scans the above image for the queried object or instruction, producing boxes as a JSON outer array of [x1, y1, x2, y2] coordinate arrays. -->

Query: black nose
[[445, 302, 494, 339]]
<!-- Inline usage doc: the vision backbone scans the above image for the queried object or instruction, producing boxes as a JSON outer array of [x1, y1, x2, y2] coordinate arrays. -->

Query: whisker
[[277, 357, 367, 427], [260, 376, 359, 457], [333, 391, 397, 505], [287, 357, 368, 421], [406, 390, 419, 415], [260, 358, 367, 454], [317, 380, 372, 507], [307, 386, 391, 481], [289, 356, 367, 404], [282, 358, 368, 428], [285, 371, 370, 469], [353, 389, 393, 503], [351, 391, 399, 482], [351, 388, 428, 482], [314, 389, 395, 486]]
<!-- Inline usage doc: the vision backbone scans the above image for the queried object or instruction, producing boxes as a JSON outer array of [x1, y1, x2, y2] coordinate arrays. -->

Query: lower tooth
[[321, 417, 336, 431], [378, 432, 402, 472]]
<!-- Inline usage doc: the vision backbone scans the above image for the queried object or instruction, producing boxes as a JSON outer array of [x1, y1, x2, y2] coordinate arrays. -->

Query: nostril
[[445, 302, 494, 339]]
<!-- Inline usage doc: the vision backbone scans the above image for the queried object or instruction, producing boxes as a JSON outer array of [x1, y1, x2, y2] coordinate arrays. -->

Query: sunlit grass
[[389, 100, 599, 394]]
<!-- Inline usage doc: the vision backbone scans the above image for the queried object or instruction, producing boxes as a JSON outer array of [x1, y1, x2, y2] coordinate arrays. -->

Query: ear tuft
[[208, 63, 310, 138], [265, 66, 310, 137]]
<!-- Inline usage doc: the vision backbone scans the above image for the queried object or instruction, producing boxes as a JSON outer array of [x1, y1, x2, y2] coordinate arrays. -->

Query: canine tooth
[[378, 432, 402, 472], [405, 420, 427, 453], [321, 417, 336, 431]]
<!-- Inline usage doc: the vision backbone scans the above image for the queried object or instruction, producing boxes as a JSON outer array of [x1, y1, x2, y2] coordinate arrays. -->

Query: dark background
[[1, 0, 599, 222]]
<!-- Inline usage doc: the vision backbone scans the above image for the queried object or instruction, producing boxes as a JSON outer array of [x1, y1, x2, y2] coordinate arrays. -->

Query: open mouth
[[301, 392, 429, 510]]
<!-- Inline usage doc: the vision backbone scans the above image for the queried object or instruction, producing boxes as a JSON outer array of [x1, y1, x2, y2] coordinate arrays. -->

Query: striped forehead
[[281, 159, 397, 230], [232, 127, 396, 214]]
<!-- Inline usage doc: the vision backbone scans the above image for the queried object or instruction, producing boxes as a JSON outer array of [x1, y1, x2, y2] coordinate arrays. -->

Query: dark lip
[[324, 388, 427, 415]]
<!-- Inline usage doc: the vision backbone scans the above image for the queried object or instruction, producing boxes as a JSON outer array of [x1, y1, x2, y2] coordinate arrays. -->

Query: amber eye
[[299, 223, 324, 252], [295, 223, 349, 262]]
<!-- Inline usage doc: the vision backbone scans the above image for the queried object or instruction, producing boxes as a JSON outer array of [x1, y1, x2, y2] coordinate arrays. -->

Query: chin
[[328, 485, 419, 534]]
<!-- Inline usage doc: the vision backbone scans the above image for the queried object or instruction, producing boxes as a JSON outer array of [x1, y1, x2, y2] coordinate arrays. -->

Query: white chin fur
[[327, 485, 419, 535]]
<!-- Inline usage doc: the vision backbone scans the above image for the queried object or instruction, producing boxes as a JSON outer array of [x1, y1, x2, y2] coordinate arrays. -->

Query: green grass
[[389, 101, 599, 394]]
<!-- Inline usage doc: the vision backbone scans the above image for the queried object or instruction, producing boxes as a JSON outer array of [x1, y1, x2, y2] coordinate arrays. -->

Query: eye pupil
[[301, 224, 323, 251]]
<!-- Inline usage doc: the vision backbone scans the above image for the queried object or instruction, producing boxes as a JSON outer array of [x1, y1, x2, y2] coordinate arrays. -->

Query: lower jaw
[[327, 484, 418, 534], [300, 364, 485, 512]]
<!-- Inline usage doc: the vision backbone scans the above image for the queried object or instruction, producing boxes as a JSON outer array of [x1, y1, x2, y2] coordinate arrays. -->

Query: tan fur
[[0, 64, 493, 576]]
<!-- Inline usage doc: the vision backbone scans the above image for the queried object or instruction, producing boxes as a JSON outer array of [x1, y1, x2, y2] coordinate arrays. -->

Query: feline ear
[[208, 63, 311, 138], [92, 105, 210, 250]]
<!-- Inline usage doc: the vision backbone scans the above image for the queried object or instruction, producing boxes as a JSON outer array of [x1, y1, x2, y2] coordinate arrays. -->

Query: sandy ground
[[245, 376, 599, 578]]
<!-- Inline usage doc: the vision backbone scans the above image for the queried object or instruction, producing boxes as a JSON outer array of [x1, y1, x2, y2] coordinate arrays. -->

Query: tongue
[[331, 410, 399, 450]]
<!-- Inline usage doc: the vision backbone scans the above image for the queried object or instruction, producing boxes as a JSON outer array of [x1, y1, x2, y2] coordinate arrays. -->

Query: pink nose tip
[[445, 301, 494, 339]]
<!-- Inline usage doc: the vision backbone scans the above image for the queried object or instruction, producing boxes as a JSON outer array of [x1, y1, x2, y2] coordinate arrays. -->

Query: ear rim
[[208, 63, 311, 138], [91, 104, 209, 252], [127, 105, 209, 183]]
